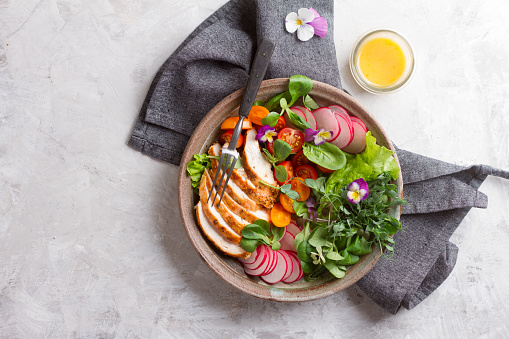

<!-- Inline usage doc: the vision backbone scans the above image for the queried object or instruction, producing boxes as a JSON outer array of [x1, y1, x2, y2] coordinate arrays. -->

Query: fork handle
[[238, 38, 276, 118]]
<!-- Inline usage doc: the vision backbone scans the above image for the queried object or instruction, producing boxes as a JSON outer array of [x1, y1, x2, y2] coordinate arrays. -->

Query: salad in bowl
[[178, 76, 404, 301]]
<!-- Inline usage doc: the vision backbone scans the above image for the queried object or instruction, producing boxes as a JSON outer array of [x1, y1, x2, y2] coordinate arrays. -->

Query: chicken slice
[[241, 129, 279, 208], [198, 173, 242, 243], [195, 202, 250, 259], [201, 171, 249, 235], [209, 142, 277, 209], [203, 169, 269, 223]]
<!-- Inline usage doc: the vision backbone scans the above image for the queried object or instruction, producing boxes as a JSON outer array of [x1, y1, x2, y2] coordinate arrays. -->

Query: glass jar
[[350, 28, 415, 94]]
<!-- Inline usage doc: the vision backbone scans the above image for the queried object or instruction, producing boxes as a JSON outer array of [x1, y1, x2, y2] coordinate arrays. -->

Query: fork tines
[[208, 147, 238, 207]]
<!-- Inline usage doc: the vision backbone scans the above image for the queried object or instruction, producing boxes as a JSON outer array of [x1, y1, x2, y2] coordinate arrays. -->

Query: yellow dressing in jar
[[358, 37, 406, 87]]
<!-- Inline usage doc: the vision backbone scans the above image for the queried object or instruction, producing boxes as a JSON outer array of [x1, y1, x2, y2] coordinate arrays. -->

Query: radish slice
[[349, 116, 367, 132], [280, 232, 296, 252], [262, 247, 278, 275], [330, 105, 354, 142], [286, 222, 301, 239], [313, 107, 340, 141], [244, 251, 270, 276], [283, 107, 307, 129], [243, 245, 267, 270], [291, 105, 317, 130], [261, 251, 288, 284], [239, 245, 260, 265], [341, 121, 367, 154], [331, 114, 353, 149], [283, 252, 303, 283], [279, 250, 294, 281]]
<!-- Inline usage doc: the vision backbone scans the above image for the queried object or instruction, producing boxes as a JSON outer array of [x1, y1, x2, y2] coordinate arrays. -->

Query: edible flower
[[347, 178, 369, 204], [285, 8, 328, 41], [304, 128, 334, 145], [306, 196, 318, 220], [308, 8, 328, 38], [255, 125, 278, 143]]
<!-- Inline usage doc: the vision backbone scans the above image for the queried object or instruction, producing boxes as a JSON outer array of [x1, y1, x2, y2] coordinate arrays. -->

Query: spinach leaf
[[240, 238, 260, 253], [264, 91, 291, 112], [261, 112, 280, 127], [292, 200, 308, 218], [302, 142, 346, 171], [308, 226, 333, 248], [271, 225, 286, 242], [286, 108, 311, 130], [346, 235, 373, 256], [288, 75, 313, 106], [240, 219, 287, 253], [303, 94, 320, 110], [274, 165, 288, 183], [272, 139, 292, 163], [337, 249, 359, 265], [253, 100, 265, 106], [323, 260, 346, 278]]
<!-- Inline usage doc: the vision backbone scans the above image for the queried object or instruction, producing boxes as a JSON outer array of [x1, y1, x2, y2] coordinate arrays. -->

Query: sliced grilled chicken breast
[[201, 171, 249, 235], [209, 142, 277, 209], [198, 174, 242, 243], [242, 129, 279, 208], [195, 202, 250, 259], [204, 170, 269, 223]]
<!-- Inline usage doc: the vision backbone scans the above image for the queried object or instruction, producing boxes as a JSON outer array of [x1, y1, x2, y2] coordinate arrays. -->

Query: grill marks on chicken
[[194, 133, 280, 258]]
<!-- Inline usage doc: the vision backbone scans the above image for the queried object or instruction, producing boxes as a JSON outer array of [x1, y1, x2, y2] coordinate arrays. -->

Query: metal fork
[[208, 38, 275, 207]]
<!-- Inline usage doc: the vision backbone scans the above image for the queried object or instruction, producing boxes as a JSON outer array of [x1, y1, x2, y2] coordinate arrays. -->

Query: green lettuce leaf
[[325, 131, 399, 193]]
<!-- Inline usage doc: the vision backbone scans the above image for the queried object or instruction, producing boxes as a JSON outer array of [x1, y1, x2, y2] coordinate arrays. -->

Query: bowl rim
[[178, 78, 403, 302]]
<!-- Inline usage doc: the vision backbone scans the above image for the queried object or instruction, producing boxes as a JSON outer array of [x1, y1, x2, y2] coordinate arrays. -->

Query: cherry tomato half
[[265, 141, 274, 154], [271, 203, 291, 227], [274, 116, 286, 132], [219, 130, 243, 148], [294, 165, 318, 180], [292, 150, 311, 168], [317, 164, 335, 174], [273, 160, 294, 185], [289, 177, 311, 202], [280, 193, 295, 213], [277, 128, 305, 153]]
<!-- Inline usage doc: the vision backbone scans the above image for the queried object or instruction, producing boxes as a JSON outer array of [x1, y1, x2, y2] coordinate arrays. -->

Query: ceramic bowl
[[178, 78, 403, 301]]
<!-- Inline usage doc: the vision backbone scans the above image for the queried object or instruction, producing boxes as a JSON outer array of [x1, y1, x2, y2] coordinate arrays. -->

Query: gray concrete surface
[[1, 0, 508, 337]]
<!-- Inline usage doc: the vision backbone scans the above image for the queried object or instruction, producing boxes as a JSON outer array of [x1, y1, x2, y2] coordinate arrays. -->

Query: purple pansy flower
[[304, 128, 334, 145], [285, 8, 328, 41], [308, 8, 328, 38], [255, 125, 278, 143], [347, 178, 369, 204]]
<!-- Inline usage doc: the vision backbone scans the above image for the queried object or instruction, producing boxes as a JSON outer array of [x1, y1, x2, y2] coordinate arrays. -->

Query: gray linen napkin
[[129, 0, 340, 165], [127, 0, 509, 313], [356, 149, 509, 314]]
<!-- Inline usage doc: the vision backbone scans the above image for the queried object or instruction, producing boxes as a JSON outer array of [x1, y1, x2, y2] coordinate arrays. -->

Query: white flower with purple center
[[304, 128, 334, 145], [285, 8, 328, 42], [255, 125, 278, 143], [347, 178, 369, 204]]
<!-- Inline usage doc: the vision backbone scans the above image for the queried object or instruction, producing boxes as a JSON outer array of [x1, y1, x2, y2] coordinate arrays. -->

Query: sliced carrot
[[220, 117, 253, 130], [247, 106, 270, 125], [271, 203, 291, 227], [290, 177, 310, 202], [280, 193, 295, 213]]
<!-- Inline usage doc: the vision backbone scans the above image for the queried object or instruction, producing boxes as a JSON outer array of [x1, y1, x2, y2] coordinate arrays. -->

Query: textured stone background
[[1, 0, 508, 337]]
